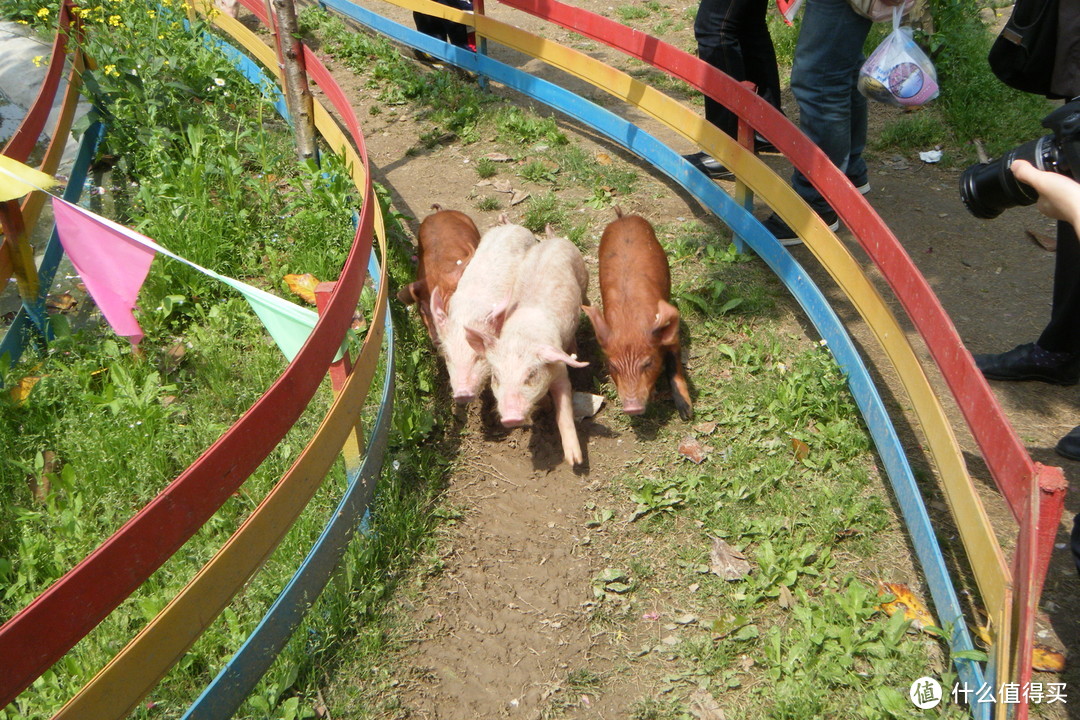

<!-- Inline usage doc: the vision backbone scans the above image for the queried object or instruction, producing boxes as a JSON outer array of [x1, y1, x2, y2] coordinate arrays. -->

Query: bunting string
[[1, 157, 333, 361]]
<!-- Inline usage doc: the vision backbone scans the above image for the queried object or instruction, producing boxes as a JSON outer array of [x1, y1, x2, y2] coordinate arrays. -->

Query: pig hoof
[[675, 398, 693, 421]]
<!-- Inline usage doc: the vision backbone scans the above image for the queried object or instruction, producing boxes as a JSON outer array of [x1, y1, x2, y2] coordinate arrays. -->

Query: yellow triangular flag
[[0, 155, 59, 202]]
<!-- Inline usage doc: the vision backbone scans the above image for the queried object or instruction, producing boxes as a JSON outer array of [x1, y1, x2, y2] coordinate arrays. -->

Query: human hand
[[1010, 159, 1080, 229]]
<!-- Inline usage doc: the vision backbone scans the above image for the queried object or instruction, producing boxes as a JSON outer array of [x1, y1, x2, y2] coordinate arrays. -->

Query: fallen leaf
[[777, 585, 795, 609], [475, 179, 493, 187], [572, 391, 604, 420], [737, 654, 755, 672], [46, 293, 77, 313], [878, 581, 936, 631], [687, 689, 727, 720], [595, 151, 613, 166], [693, 421, 718, 435], [483, 152, 513, 162], [709, 537, 752, 580], [679, 436, 711, 464], [10, 375, 42, 404], [1026, 228, 1057, 251], [791, 437, 810, 461], [510, 190, 530, 206], [284, 273, 322, 305], [1032, 643, 1066, 672], [493, 179, 513, 193], [674, 613, 698, 625]]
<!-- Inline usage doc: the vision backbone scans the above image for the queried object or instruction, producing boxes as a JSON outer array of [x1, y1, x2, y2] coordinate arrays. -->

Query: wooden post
[[270, 0, 317, 163]]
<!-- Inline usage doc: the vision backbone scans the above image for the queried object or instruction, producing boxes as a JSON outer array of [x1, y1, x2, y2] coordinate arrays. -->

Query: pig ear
[[430, 285, 449, 329], [465, 325, 496, 354], [397, 279, 427, 307], [544, 225, 557, 239], [581, 304, 610, 346], [538, 345, 589, 368], [486, 295, 515, 336], [652, 300, 681, 347]]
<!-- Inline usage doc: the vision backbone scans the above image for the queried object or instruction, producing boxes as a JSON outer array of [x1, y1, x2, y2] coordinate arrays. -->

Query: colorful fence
[[316, 0, 1062, 717], [0, 0, 1066, 716], [0, 1, 394, 716]]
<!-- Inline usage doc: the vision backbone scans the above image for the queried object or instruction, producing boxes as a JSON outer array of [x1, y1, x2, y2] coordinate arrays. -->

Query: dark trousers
[[1037, 221, 1080, 354], [1073, 513, 1080, 578], [413, 0, 474, 49], [693, 0, 782, 139]]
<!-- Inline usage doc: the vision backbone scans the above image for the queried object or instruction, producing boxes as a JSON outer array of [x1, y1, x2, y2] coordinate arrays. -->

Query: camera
[[960, 99, 1080, 219]]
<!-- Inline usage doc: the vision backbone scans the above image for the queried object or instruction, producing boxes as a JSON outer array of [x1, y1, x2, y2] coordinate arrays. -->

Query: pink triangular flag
[[51, 197, 158, 344]]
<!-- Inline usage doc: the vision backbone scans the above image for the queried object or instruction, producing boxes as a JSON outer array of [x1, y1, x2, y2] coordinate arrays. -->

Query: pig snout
[[453, 390, 477, 404], [620, 396, 647, 415], [498, 393, 529, 427]]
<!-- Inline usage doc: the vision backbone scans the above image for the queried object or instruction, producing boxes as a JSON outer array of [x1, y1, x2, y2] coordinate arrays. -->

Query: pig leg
[[549, 365, 583, 466], [666, 345, 693, 421]]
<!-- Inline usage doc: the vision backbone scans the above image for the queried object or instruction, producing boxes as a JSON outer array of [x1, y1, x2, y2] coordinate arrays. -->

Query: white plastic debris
[[919, 149, 943, 163]]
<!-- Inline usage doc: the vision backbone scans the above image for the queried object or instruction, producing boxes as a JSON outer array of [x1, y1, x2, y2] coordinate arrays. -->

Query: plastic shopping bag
[[858, 6, 939, 107]]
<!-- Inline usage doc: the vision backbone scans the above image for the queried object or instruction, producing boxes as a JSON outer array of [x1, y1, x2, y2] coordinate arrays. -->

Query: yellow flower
[[36, 6, 50, 16], [16, 18, 28, 23], [103, 64, 119, 76], [32, 55, 46, 67], [107, 14, 121, 24]]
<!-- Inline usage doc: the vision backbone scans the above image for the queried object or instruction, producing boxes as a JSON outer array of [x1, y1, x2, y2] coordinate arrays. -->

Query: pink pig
[[431, 217, 537, 404], [465, 230, 590, 466]]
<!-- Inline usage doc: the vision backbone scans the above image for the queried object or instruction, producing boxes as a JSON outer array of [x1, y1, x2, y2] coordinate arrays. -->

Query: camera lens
[[959, 136, 1052, 219]]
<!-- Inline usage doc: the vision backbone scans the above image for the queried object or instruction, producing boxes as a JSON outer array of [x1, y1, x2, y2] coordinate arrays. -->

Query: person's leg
[[1038, 220, 1080, 355], [695, 0, 745, 138], [413, 10, 448, 42], [1072, 514, 1080, 579], [739, 0, 783, 115], [788, 0, 871, 214]]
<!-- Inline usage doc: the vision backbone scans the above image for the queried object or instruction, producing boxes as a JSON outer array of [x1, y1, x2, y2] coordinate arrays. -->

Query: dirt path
[[309, 3, 1080, 716]]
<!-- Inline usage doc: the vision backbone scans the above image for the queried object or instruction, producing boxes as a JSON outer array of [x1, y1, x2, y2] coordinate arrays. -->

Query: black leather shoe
[[973, 343, 1080, 385], [1056, 425, 1080, 461], [684, 151, 734, 180]]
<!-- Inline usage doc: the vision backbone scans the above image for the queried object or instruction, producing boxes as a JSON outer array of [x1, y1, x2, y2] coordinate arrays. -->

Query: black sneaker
[[684, 151, 734, 180], [761, 211, 839, 247], [1056, 425, 1080, 461], [973, 343, 1080, 385]]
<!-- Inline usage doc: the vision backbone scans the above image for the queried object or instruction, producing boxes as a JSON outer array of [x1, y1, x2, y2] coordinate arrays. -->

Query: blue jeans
[[789, 0, 872, 215]]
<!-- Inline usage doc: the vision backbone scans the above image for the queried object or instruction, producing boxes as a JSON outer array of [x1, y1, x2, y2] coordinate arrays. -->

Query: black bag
[[988, 0, 1062, 97]]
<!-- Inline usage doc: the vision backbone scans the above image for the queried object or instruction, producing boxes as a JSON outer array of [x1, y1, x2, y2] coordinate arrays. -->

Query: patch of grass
[[519, 158, 560, 185], [493, 106, 569, 147], [474, 156, 498, 178], [522, 192, 566, 233], [873, 110, 950, 151], [615, 2, 656, 22], [475, 195, 501, 211]]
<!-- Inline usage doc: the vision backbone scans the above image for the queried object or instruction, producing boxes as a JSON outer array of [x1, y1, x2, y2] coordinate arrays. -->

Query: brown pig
[[582, 210, 693, 420], [397, 204, 481, 343]]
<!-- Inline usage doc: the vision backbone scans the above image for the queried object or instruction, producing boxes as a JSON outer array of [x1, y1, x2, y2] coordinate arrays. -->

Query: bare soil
[[307, 2, 1080, 717]]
